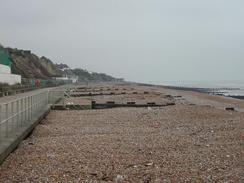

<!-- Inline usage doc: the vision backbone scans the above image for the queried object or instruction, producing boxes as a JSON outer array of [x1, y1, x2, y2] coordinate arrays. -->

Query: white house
[[55, 75, 78, 83], [0, 64, 21, 85]]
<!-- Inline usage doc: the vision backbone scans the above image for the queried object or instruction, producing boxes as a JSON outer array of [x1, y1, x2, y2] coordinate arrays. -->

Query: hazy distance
[[0, 0, 243, 84]]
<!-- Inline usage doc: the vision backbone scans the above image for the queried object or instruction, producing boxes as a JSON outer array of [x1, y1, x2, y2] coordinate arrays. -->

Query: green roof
[[0, 47, 12, 67]]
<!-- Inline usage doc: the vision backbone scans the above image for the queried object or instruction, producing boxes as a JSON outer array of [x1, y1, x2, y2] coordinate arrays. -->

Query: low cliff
[[2, 46, 122, 82]]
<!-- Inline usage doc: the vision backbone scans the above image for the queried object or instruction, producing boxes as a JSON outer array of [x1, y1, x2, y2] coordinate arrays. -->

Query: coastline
[[133, 82, 244, 112], [135, 81, 244, 97]]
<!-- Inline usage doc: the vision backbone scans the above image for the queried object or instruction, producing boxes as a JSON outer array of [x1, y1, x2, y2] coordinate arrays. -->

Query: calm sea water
[[160, 81, 244, 96]]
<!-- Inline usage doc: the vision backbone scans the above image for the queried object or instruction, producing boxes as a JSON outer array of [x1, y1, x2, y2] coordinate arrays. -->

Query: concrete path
[[0, 87, 58, 104]]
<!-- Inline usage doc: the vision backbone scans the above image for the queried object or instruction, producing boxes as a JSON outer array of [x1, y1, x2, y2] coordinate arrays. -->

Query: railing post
[[28, 96, 31, 122], [20, 99, 22, 127], [11, 102, 14, 132], [48, 91, 51, 104], [0, 104, 2, 142], [24, 97, 27, 125], [5, 103, 8, 137], [31, 96, 33, 120], [17, 100, 19, 129], [47, 91, 49, 105]]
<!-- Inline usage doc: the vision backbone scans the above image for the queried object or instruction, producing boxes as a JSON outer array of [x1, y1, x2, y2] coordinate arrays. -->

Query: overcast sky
[[0, 0, 243, 84]]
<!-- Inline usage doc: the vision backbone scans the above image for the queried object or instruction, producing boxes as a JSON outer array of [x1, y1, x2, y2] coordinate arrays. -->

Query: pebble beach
[[0, 84, 243, 182]]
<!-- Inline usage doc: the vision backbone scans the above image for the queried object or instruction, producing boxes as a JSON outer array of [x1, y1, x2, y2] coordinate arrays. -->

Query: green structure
[[0, 45, 12, 67]]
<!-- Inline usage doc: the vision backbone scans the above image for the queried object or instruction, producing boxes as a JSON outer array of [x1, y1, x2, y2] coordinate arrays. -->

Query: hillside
[[7, 48, 62, 79], [72, 68, 117, 82], [2, 46, 122, 82]]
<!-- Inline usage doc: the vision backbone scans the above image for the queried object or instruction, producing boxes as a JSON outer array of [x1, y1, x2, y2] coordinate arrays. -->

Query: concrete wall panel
[[0, 74, 21, 85]]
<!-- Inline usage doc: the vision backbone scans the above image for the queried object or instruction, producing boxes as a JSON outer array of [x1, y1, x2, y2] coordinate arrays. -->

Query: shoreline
[[130, 82, 244, 112], [134, 82, 244, 99]]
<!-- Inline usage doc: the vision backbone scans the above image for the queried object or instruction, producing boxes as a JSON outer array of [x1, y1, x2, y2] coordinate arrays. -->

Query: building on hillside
[[55, 74, 78, 84], [69, 75, 79, 83], [0, 45, 21, 85]]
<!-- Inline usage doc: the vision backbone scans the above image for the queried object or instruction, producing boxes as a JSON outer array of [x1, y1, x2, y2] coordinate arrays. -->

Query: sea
[[160, 81, 244, 96]]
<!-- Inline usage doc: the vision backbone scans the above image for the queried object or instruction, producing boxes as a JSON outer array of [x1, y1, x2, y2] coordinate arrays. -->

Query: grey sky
[[0, 0, 243, 84]]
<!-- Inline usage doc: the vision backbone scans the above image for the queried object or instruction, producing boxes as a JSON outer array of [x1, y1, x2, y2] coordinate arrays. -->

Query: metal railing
[[0, 78, 67, 97], [0, 90, 64, 143], [0, 85, 41, 97]]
